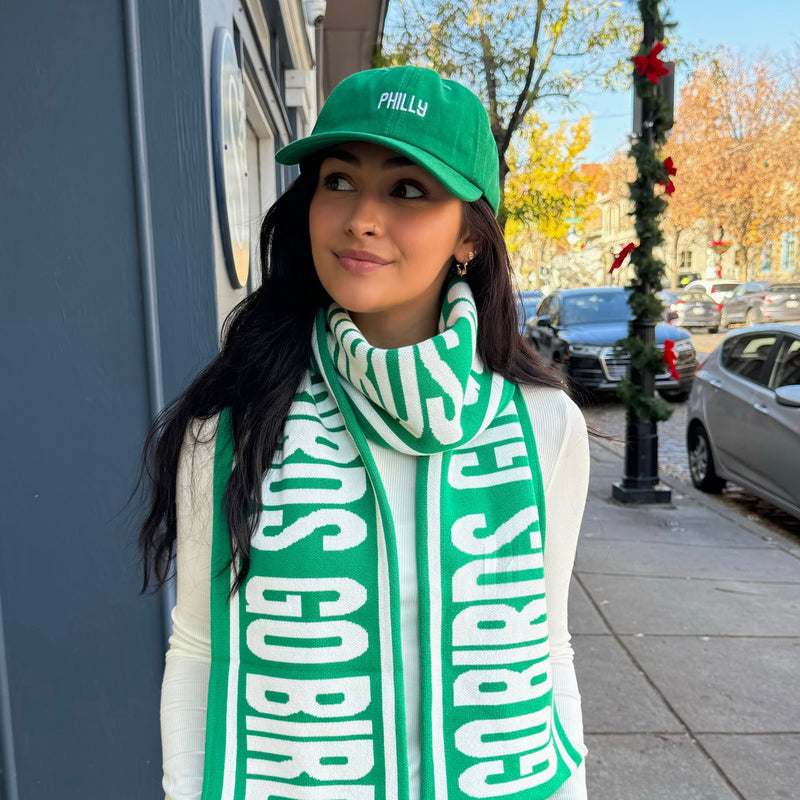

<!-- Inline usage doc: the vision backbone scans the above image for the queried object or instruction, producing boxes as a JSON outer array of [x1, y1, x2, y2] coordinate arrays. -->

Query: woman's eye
[[322, 174, 355, 192], [393, 181, 425, 199]]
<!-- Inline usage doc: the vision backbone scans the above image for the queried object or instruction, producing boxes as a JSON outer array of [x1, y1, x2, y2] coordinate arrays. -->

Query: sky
[[574, 0, 800, 163]]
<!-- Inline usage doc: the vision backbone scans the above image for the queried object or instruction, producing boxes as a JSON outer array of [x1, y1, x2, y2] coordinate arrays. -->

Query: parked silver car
[[719, 281, 800, 328], [657, 289, 720, 332], [686, 323, 800, 519]]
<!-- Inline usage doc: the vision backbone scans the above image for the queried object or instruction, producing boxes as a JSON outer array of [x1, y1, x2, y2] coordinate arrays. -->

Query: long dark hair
[[138, 158, 563, 594]]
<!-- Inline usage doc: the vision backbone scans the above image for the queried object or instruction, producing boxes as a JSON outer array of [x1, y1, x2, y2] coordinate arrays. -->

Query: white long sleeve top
[[161, 384, 590, 800]]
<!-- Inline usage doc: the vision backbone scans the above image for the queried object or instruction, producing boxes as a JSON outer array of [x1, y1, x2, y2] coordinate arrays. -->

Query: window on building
[[610, 206, 620, 234], [781, 230, 797, 273], [760, 241, 773, 273], [679, 251, 693, 271]]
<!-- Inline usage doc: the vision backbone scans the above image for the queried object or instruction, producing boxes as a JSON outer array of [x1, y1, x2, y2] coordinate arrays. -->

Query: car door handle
[[708, 378, 722, 388], [753, 402, 769, 414]]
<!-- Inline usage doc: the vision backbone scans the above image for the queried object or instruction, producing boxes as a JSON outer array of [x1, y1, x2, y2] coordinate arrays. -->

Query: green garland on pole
[[616, 0, 676, 422]]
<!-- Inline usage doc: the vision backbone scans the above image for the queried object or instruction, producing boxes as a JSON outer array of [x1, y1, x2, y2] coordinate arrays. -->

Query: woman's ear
[[453, 236, 477, 265]]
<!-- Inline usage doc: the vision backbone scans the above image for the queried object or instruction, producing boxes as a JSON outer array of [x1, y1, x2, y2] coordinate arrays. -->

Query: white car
[[684, 279, 741, 302], [686, 323, 800, 519]]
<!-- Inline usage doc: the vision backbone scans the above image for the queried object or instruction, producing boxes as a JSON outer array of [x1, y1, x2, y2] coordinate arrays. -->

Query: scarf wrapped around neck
[[202, 279, 582, 800]]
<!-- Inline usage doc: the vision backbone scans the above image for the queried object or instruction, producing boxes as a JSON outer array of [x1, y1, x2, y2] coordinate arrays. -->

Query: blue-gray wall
[[0, 1, 218, 797]]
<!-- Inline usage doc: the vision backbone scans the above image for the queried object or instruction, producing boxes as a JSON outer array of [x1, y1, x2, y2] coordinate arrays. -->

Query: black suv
[[525, 287, 697, 400]]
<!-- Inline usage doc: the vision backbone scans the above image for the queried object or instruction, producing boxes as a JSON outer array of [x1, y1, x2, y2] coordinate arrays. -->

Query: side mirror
[[775, 385, 800, 408]]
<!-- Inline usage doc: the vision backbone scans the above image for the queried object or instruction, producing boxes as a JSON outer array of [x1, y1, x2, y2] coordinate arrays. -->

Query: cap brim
[[276, 131, 483, 204]]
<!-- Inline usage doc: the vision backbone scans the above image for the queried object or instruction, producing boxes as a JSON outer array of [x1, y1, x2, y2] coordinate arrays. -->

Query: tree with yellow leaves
[[504, 113, 597, 286]]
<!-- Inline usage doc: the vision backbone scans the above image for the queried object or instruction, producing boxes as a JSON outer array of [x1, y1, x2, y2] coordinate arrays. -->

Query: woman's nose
[[345, 195, 382, 238]]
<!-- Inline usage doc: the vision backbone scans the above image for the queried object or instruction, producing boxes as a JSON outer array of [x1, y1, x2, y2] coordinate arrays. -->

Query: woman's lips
[[336, 249, 391, 273]]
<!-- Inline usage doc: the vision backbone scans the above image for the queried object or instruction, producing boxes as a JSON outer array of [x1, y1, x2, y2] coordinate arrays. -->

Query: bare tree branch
[[498, 0, 545, 159]]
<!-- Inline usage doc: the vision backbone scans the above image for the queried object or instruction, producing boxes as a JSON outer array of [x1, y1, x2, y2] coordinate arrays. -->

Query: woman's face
[[309, 141, 474, 348]]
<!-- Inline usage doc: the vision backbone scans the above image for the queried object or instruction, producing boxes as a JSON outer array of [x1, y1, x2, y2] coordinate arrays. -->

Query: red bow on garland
[[662, 340, 680, 381], [633, 42, 671, 85], [660, 157, 677, 195], [609, 242, 635, 274]]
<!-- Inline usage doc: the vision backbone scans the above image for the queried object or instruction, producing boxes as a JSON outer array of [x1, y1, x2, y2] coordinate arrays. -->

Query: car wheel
[[687, 424, 726, 493], [708, 326, 718, 334], [719, 309, 729, 329], [745, 307, 761, 326]]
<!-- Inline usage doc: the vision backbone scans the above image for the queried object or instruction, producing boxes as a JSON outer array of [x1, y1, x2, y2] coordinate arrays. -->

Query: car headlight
[[567, 343, 604, 357]]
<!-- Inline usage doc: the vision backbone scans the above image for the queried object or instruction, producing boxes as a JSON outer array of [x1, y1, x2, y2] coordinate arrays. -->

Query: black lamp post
[[612, 3, 673, 505], [612, 319, 670, 503]]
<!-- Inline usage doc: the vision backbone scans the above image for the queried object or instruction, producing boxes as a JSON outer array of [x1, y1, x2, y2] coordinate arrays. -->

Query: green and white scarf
[[202, 279, 582, 800]]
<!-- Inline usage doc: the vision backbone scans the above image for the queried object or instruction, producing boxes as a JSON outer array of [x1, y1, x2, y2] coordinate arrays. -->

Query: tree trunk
[[535, 239, 546, 290], [670, 229, 680, 289], [736, 246, 749, 282], [497, 157, 509, 231]]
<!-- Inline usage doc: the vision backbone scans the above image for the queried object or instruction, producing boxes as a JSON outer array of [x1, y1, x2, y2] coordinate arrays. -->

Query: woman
[[140, 65, 589, 800]]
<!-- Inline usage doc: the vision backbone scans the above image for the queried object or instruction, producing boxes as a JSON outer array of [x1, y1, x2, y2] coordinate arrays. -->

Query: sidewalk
[[572, 439, 800, 800]]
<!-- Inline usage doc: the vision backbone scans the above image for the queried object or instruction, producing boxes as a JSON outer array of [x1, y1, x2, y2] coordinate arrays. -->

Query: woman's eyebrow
[[326, 148, 358, 164], [324, 149, 416, 170], [383, 155, 415, 168]]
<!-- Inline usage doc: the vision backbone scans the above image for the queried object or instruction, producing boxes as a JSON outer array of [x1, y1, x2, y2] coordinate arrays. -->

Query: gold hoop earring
[[455, 251, 475, 277]]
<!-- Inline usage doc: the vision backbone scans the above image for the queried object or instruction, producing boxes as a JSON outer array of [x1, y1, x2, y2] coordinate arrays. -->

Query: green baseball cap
[[275, 66, 500, 214]]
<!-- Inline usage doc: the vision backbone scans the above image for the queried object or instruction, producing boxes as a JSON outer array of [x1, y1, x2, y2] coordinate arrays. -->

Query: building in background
[[520, 155, 798, 293], [589, 162, 798, 289], [0, 2, 386, 798]]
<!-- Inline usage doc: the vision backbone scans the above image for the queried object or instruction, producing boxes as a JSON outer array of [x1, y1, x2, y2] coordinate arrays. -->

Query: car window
[[720, 333, 779, 386], [711, 283, 738, 293], [537, 295, 552, 317], [560, 292, 631, 324], [550, 296, 561, 325], [769, 284, 800, 293], [771, 337, 800, 388], [731, 286, 745, 297], [679, 291, 713, 302]]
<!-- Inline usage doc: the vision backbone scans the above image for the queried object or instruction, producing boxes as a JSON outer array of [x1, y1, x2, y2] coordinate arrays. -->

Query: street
[[580, 329, 800, 541]]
